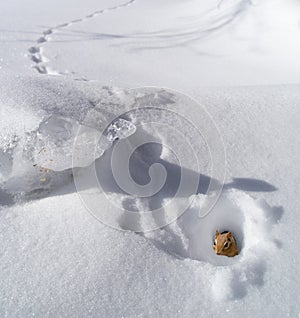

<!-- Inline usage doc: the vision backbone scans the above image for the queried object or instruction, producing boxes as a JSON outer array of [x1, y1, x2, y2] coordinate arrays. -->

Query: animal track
[[27, 0, 136, 77], [30, 55, 43, 64], [37, 37, 47, 43], [28, 46, 40, 54], [33, 65, 48, 74], [43, 29, 52, 36]]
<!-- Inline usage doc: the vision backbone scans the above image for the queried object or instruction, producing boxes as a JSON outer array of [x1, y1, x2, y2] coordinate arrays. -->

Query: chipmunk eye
[[223, 242, 229, 249], [213, 240, 216, 246]]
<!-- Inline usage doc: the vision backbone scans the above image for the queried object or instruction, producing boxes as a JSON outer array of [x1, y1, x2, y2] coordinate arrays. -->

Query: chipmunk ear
[[227, 232, 233, 238], [216, 230, 220, 236]]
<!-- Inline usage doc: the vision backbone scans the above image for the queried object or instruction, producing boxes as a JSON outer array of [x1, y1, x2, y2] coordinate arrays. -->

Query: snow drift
[[0, 74, 292, 317]]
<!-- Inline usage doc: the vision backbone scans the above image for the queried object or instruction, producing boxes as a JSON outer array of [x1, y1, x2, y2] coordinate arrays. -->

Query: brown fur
[[212, 230, 238, 257]]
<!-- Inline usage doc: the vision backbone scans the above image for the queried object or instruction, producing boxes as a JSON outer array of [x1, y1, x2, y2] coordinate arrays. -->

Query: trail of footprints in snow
[[28, 0, 136, 76]]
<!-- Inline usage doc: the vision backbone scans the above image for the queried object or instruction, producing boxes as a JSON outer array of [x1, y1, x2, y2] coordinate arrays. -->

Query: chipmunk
[[213, 230, 238, 257]]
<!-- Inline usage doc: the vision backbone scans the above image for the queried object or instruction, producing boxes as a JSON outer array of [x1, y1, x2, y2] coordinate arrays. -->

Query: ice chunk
[[32, 115, 107, 171], [106, 118, 136, 142], [32, 116, 136, 171], [0, 135, 18, 183], [0, 115, 136, 194], [34, 115, 81, 170], [38, 115, 77, 142], [0, 74, 139, 194]]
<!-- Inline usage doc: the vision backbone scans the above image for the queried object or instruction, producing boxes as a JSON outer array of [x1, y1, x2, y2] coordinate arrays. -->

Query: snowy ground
[[0, 0, 300, 317]]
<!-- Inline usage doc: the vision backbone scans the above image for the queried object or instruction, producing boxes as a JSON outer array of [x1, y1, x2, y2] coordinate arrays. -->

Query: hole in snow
[[141, 190, 283, 267], [137, 190, 283, 300]]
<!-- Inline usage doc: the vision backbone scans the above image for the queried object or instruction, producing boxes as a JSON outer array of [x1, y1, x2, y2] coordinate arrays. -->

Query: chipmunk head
[[213, 230, 238, 257]]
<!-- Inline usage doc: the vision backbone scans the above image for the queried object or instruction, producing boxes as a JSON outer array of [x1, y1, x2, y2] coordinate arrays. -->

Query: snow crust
[[0, 75, 139, 193]]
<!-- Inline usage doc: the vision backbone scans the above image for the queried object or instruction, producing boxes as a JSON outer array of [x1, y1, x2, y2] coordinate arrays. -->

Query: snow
[[0, 0, 300, 317], [35, 0, 300, 87]]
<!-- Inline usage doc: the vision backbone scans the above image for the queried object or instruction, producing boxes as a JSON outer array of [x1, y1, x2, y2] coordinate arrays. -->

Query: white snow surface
[[0, 0, 300, 317]]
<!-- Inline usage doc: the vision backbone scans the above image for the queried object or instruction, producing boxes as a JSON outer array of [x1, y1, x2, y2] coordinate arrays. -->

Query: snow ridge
[[27, 0, 137, 77]]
